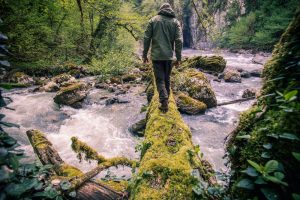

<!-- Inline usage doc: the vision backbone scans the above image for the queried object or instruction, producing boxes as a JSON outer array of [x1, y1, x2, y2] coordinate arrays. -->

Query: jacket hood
[[158, 3, 175, 18]]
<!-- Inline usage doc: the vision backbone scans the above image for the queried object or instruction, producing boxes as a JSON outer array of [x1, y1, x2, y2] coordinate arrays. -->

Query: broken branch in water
[[70, 136, 138, 168], [26, 129, 126, 200], [217, 96, 255, 106]]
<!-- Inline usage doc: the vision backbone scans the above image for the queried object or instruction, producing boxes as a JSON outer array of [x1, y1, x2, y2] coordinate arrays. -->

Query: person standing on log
[[143, 3, 183, 112]]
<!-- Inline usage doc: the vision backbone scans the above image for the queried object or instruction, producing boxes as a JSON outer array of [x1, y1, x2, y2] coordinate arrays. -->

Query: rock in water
[[240, 70, 251, 78], [175, 92, 207, 115], [173, 69, 217, 108], [181, 55, 226, 73], [224, 70, 242, 83], [242, 88, 257, 98], [250, 69, 262, 77], [129, 118, 146, 137], [54, 82, 89, 107], [252, 53, 268, 65], [42, 81, 59, 92], [5, 71, 34, 85]]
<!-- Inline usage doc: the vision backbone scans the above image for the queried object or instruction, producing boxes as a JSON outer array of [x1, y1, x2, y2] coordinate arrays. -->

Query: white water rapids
[[1, 49, 268, 181]]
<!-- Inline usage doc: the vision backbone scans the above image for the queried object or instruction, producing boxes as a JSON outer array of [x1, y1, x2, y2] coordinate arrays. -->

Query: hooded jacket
[[143, 3, 183, 61]]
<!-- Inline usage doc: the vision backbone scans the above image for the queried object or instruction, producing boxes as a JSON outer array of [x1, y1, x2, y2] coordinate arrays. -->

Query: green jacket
[[143, 4, 183, 61]]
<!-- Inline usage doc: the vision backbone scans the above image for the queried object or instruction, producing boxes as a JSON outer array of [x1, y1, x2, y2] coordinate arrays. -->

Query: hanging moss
[[129, 73, 216, 200]]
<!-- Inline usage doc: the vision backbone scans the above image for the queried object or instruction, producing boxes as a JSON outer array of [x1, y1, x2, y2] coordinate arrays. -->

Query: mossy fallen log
[[26, 130, 125, 200], [129, 74, 216, 199]]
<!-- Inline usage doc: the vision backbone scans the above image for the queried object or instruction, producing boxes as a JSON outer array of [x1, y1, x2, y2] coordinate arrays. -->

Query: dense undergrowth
[[220, 0, 299, 51], [227, 7, 300, 199]]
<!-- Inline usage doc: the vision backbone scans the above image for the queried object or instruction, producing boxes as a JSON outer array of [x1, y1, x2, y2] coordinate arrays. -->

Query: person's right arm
[[174, 20, 183, 66], [143, 20, 153, 63]]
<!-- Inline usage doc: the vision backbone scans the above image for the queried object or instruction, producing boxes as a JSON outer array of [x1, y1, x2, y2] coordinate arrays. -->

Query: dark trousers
[[152, 60, 173, 103]]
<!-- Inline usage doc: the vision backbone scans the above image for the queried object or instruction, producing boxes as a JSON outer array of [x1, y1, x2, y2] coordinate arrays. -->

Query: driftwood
[[217, 96, 255, 106], [26, 130, 125, 200]]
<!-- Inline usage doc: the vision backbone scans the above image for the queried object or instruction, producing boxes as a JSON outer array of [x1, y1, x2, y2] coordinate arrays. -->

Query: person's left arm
[[142, 20, 153, 63]]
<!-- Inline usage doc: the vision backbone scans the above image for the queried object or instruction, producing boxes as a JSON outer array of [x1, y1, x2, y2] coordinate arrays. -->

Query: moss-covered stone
[[53, 82, 89, 107], [129, 118, 147, 137], [173, 69, 217, 108], [130, 73, 216, 200], [180, 55, 226, 73], [223, 70, 242, 83], [175, 92, 207, 115], [122, 73, 139, 82]]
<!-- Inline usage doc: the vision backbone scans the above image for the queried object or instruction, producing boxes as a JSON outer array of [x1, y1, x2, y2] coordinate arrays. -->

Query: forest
[[0, 0, 299, 199]]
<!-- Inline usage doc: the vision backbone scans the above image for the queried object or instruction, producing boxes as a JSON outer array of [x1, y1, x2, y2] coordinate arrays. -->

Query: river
[[1, 49, 268, 181]]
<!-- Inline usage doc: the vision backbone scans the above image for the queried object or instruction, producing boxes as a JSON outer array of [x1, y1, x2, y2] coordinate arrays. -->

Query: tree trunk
[[26, 130, 125, 200]]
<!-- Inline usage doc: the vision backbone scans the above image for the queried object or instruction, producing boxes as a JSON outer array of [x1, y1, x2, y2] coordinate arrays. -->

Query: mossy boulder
[[224, 70, 242, 83], [54, 82, 89, 107], [5, 71, 34, 85], [173, 69, 217, 108], [175, 92, 207, 115], [122, 73, 140, 83], [181, 55, 226, 73], [129, 118, 147, 137]]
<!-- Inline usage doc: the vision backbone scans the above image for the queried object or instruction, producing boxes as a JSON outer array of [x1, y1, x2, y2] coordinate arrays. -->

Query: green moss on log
[[181, 55, 226, 73], [71, 137, 138, 168], [130, 74, 215, 199], [97, 180, 129, 192]]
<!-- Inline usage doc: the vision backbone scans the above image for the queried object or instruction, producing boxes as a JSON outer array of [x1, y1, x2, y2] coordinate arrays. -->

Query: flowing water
[[1, 49, 268, 181]]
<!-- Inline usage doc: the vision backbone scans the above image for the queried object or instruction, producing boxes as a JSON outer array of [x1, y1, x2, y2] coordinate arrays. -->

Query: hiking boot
[[159, 100, 169, 112]]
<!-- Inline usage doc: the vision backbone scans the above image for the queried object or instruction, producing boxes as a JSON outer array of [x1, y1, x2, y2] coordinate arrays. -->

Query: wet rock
[[95, 83, 108, 89], [240, 70, 251, 78], [52, 73, 73, 84], [108, 86, 116, 93], [122, 73, 139, 83], [129, 118, 146, 137], [110, 77, 122, 84], [42, 81, 59, 92], [252, 53, 267, 65], [54, 82, 89, 107], [213, 78, 221, 82], [173, 69, 217, 108], [181, 55, 226, 73], [217, 73, 224, 79], [5, 71, 34, 85], [236, 68, 244, 73], [242, 88, 257, 98], [224, 70, 242, 83], [105, 97, 130, 105], [175, 92, 207, 115], [250, 69, 262, 77]]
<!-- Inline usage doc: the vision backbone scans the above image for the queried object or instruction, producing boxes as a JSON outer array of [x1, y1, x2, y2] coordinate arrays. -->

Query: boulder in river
[[175, 92, 207, 115], [5, 71, 34, 85], [240, 70, 251, 78], [129, 118, 146, 137], [173, 69, 217, 108], [250, 69, 262, 77], [242, 88, 257, 98], [122, 73, 139, 83], [42, 81, 59, 92], [224, 70, 242, 83], [181, 55, 226, 73], [54, 82, 89, 107], [105, 97, 130, 105]]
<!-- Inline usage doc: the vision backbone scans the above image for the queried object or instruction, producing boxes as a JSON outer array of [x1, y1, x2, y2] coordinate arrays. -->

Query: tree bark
[[26, 130, 125, 200]]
